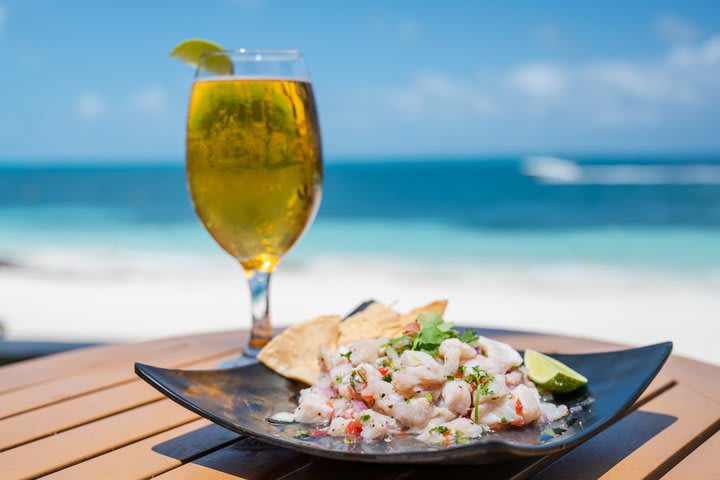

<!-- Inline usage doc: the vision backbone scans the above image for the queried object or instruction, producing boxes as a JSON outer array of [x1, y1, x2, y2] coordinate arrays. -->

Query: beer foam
[[193, 75, 311, 83]]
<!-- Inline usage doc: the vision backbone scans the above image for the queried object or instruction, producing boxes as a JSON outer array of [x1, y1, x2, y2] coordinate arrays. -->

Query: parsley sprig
[[385, 312, 478, 356]]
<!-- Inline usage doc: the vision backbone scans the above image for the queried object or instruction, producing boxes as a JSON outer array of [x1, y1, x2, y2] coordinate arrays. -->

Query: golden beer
[[186, 78, 322, 272]]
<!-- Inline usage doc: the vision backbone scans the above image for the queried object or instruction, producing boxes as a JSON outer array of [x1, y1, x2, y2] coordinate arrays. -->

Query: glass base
[[218, 348, 262, 368]]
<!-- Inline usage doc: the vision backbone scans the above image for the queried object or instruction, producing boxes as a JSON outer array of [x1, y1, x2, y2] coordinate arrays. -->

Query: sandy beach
[[1, 249, 718, 366]]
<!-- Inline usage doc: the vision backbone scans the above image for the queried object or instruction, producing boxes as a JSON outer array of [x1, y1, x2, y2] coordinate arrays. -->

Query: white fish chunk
[[392, 350, 446, 396], [476, 336, 523, 373], [294, 391, 333, 424], [393, 396, 435, 430], [355, 410, 398, 440], [439, 338, 477, 375], [441, 380, 472, 415]]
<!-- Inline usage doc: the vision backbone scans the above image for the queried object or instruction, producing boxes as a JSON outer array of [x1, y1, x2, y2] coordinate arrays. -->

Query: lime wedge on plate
[[524, 349, 588, 393], [171, 39, 233, 75]]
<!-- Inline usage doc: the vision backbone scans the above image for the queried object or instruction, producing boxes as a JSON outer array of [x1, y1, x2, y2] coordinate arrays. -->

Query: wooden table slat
[[0, 333, 246, 420], [0, 350, 242, 451], [0, 400, 200, 479], [41, 419, 241, 480], [662, 430, 720, 480], [493, 333, 622, 354], [529, 384, 720, 480], [656, 355, 720, 404], [600, 386, 720, 479], [0, 331, 242, 395]]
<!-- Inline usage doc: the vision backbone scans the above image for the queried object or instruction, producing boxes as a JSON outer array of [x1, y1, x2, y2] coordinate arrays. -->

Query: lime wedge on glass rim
[[170, 39, 233, 75], [524, 349, 588, 393]]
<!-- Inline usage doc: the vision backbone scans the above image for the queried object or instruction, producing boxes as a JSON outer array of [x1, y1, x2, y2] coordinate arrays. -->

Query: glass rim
[[199, 48, 303, 62]]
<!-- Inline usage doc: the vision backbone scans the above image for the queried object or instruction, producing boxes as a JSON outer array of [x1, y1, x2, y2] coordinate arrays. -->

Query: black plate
[[135, 319, 671, 464]]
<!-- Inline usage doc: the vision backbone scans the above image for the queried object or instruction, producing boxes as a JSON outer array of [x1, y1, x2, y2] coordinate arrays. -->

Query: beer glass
[[186, 49, 322, 361]]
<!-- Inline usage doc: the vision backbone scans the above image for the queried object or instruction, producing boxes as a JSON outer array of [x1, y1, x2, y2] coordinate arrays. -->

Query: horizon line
[[0, 150, 720, 167]]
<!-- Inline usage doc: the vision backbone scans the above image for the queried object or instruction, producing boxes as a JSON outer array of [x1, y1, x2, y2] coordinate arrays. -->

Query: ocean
[[2, 156, 720, 271]]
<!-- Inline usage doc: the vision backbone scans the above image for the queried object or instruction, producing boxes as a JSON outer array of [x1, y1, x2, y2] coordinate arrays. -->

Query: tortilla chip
[[257, 314, 340, 385], [338, 302, 401, 345], [398, 299, 449, 327]]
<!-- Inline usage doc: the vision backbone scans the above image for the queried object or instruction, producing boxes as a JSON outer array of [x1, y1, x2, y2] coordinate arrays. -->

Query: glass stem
[[245, 270, 272, 355]]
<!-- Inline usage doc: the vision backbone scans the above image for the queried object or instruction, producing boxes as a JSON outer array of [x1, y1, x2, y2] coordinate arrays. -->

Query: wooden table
[[0, 329, 718, 480]]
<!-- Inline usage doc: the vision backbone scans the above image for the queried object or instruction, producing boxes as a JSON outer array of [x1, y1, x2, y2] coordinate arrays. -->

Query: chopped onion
[[386, 347, 401, 369], [317, 387, 335, 398], [352, 400, 368, 411]]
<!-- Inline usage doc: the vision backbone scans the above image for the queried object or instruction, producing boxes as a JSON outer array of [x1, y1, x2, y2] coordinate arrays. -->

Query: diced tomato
[[403, 321, 420, 333], [346, 420, 363, 436], [511, 418, 524, 426], [515, 397, 524, 415], [377, 366, 391, 377], [361, 395, 375, 407], [454, 373, 463, 379], [308, 429, 328, 438]]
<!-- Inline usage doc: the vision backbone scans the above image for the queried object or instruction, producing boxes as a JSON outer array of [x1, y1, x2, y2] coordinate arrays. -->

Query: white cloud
[[508, 63, 567, 98], [0, 4, 7, 29], [74, 92, 106, 120], [387, 71, 495, 117], [384, 35, 720, 128], [656, 14, 701, 43], [128, 87, 167, 113]]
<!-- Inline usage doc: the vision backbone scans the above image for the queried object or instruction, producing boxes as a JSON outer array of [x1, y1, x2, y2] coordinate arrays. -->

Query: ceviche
[[259, 300, 583, 444]]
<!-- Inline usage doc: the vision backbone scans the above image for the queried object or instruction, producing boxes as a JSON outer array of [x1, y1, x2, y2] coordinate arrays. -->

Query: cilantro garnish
[[385, 335, 411, 346], [464, 366, 495, 423], [335, 375, 343, 384], [386, 312, 478, 356], [500, 417, 508, 424], [460, 328, 479, 344], [360, 413, 371, 421], [340, 351, 352, 361], [382, 372, 393, 382]]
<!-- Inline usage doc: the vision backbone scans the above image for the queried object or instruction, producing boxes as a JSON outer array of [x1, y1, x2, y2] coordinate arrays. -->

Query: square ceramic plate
[[135, 304, 671, 465]]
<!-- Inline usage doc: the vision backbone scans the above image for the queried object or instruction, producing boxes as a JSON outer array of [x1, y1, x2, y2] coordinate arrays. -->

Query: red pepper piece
[[346, 420, 363, 436]]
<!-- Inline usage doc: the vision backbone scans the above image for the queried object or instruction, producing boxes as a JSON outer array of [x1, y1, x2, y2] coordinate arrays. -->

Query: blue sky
[[0, 0, 719, 160]]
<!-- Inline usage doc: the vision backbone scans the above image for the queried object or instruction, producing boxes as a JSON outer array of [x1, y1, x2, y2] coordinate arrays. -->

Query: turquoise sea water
[[1, 157, 720, 271]]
